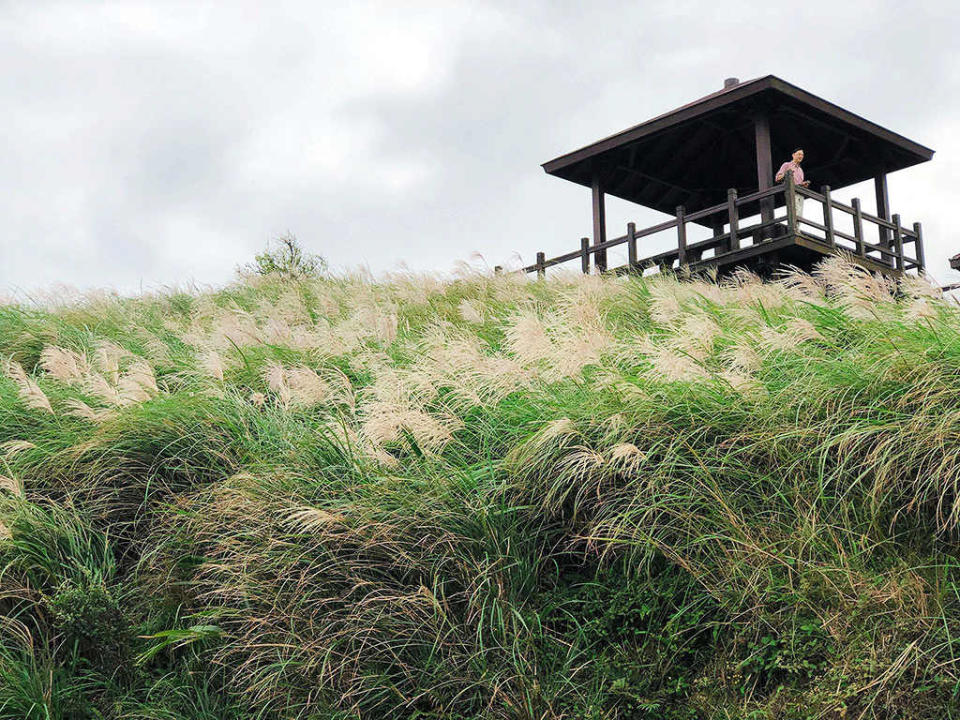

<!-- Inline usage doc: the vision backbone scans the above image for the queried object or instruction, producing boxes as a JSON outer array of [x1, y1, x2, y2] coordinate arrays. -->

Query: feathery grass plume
[[457, 299, 483, 323], [723, 340, 763, 373], [674, 314, 721, 361], [94, 340, 132, 385], [506, 311, 555, 366], [3, 359, 54, 413], [117, 359, 158, 405], [648, 281, 684, 326], [0, 475, 23, 496], [263, 363, 331, 408], [62, 398, 114, 423], [606, 442, 646, 474], [646, 346, 708, 382], [0, 518, 10, 540], [200, 349, 226, 381], [758, 317, 824, 352], [719, 370, 767, 399], [814, 253, 896, 317], [284, 505, 346, 532], [1, 440, 37, 457], [39, 345, 90, 383]]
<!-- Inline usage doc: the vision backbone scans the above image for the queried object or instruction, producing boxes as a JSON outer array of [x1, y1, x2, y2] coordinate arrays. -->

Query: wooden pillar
[[875, 174, 891, 267], [821, 185, 835, 248], [892, 215, 904, 272], [676, 205, 687, 266], [785, 171, 797, 237], [913, 222, 925, 272], [591, 175, 607, 272], [754, 113, 774, 229], [851, 198, 865, 258], [727, 188, 740, 251]]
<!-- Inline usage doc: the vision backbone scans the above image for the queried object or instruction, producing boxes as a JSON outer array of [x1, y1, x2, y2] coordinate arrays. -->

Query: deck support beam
[[591, 175, 607, 271]]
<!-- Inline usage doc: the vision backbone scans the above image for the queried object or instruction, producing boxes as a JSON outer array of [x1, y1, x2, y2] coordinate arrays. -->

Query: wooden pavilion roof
[[542, 76, 934, 223]]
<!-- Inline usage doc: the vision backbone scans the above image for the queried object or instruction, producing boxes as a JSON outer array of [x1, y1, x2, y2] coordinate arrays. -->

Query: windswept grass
[[1, 257, 960, 718]]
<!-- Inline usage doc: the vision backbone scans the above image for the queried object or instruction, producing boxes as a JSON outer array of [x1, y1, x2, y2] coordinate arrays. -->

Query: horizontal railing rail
[[523, 173, 925, 277]]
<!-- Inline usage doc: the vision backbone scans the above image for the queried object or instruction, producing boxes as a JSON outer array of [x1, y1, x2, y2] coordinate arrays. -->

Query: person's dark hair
[[793, 148, 803, 154]]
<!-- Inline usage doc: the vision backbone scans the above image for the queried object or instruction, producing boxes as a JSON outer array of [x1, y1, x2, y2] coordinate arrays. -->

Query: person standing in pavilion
[[775, 148, 810, 218]]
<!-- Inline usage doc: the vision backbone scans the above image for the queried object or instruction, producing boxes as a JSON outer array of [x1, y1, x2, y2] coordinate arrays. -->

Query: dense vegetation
[[1, 256, 959, 719]]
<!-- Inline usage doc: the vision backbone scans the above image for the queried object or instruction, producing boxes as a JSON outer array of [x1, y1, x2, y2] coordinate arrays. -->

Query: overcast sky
[[2, 0, 959, 295]]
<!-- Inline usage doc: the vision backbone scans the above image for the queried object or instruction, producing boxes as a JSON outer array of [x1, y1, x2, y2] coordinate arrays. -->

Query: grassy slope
[[1, 259, 959, 719]]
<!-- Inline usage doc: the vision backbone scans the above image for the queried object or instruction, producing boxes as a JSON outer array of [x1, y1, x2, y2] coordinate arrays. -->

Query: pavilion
[[528, 75, 932, 277]]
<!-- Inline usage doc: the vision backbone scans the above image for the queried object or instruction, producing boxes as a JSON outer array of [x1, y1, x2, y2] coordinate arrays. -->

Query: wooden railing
[[522, 173, 925, 277]]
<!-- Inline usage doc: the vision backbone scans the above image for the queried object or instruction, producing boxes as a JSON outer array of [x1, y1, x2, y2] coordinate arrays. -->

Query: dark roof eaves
[[541, 76, 773, 175], [542, 74, 934, 177]]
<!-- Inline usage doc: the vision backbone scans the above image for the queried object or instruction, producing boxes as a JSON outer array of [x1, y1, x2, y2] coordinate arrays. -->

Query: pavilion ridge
[[525, 76, 932, 278]]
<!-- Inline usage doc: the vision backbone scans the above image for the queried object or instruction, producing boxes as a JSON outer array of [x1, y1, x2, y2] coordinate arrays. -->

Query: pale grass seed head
[[557, 446, 605, 482], [673, 314, 721, 361], [724, 341, 763, 373], [3, 360, 54, 414], [646, 346, 708, 383], [607, 442, 646, 474], [506, 312, 555, 366], [94, 341, 132, 384], [1, 440, 37, 456], [758, 318, 823, 352], [63, 398, 115, 423], [39, 346, 90, 383], [284, 366, 330, 407], [0, 475, 23, 496], [284, 506, 346, 533], [720, 370, 767, 400], [458, 299, 483, 324], [200, 350, 226, 381]]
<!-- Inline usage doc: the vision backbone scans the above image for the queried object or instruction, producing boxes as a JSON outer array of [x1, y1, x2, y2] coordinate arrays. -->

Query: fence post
[[913, 222, 925, 272], [821, 185, 835, 248], [784, 171, 797, 237], [851, 198, 865, 257], [676, 205, 687, 266], [892, 215, 904, 272], [627, 223, 637, 272], [580, 237, 590, 274], [536, 251, 545, 279], [727, 189, 739, 250]]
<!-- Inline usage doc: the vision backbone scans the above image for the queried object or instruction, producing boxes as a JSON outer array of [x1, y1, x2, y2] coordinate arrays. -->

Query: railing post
[[913, 222, 925, 272], [892, 215, 904, 272], [821, 185, 835, 248], [676, 205, 687, 266], [727, 189, 739, 251], [851, 198, 865, 257], [784, 171, 797, 237], [627, 223, 637, 272], [536, 251, 546, 279], [580, 237, 590, 274]]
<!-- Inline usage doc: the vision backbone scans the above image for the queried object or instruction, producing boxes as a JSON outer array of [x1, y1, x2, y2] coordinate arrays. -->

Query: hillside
[[1, 258, 959, 719]]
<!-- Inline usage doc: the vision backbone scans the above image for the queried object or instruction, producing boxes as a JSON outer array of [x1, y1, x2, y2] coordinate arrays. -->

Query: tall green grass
[[1, 258, 959, 718]]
